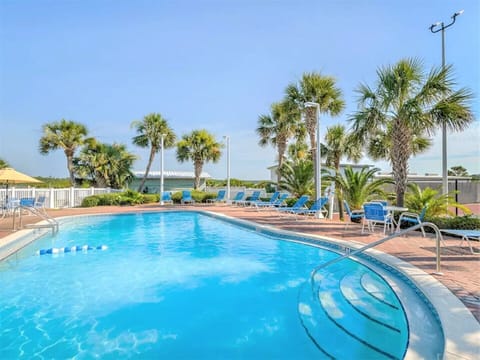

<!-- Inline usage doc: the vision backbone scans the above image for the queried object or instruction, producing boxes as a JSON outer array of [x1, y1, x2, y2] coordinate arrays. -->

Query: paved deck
[[1, 203, 479, 322]]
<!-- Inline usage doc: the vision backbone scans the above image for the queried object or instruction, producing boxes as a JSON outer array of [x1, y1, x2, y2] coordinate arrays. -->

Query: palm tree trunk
[[334, 166, 344, 221], [65, 151, 75, 187], [194, 160, 203, 190], [392, 120, 411, 207], [137, 147, 156, 192], [277, 140, 287, 187]]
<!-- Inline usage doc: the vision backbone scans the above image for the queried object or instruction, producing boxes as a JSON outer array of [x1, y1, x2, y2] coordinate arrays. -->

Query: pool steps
[[298, 264, 408, 359]]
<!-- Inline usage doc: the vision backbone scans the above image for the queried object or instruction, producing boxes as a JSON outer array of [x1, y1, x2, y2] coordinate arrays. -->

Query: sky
[[0, 0, 479, 181]]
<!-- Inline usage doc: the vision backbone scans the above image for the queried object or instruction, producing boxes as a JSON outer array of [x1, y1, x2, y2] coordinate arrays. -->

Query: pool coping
[[1, 209, 479, 359]]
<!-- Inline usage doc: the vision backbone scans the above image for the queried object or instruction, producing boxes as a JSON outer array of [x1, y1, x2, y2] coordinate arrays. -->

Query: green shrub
[[81, 196, 100, 207], [284, 197, 298, 207], [121, 190, 144, 205], [98, 193, 121, 205], [142, 194, 159, 203], [192, 190, 210, 203], [171, 191, 182, 204], [427, 215, 480, 230], [202, 192, 217, 202]]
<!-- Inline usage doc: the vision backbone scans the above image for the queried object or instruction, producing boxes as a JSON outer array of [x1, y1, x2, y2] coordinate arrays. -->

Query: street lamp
[[304, 101, 322, 218], [430, 9, 464, 196], [223, 135, 231, 201], [159, 134, 165, 205]]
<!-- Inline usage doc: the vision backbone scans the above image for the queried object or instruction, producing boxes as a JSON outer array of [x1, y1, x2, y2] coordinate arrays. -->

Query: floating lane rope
[[36, 245, 108, 256]]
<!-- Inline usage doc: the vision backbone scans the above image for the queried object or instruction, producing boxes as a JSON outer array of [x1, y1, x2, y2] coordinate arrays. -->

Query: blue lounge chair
[[276, 195, 310, 215], [362, 202, 392, 234], [397, 207, 427, 237], [344, 200, 364, 229], [207, 189, 226, 203], [235, 190, 262, 206], [254, 192, 288, 210], [294, 197, 328, 219], [231, 191, 245, 205], [161, 192, 173, 204], [439, 229, 480, 254], [250, 191, 279, 207], [181, 190, 195, 204]]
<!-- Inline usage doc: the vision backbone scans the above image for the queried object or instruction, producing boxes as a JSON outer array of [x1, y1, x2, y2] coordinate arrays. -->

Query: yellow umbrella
[[0, 167, 42, 203], [0, 168, 43, 230]]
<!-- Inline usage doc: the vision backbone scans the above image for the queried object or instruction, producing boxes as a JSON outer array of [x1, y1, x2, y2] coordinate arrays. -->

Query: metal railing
[[310, 222, 444, 284], [18, 206, 59, 234]]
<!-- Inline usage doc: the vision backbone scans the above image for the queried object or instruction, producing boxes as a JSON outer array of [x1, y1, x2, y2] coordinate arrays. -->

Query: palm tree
[[448, 165, 469, 177], [405, 183, 470, 217], [39, 119, 90, 186], [350, 58, 474, 206], [75, 140, 137, 188], [325, 166, 392, 211], [287, 139, 309, 161], [278, 159, 314, 198], [106, 143, 137, 189], [285, 72, 345, 176], [176, 130, 222, 189], [321, 125, 362, 220], [131, 113, 176, 192], [0, 158, 9, 169], [256, 100, 303, 186]]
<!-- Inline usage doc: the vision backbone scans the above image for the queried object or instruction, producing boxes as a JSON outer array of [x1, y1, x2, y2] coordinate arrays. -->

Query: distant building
[[129, 170, 212, 193], [375, 173, 478, 204]]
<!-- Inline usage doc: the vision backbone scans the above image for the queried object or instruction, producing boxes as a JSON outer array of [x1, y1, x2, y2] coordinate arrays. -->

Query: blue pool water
[[0, 211, 415, 358]]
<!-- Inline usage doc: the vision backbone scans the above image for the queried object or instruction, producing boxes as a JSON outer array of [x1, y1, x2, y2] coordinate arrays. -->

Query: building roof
[[267, 163, 373, 170], [133, 170, 212, 179], [375, 173, 472, 181]]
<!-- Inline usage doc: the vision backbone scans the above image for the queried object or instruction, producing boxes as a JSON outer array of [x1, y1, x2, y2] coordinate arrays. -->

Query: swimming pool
[[0, 211, 443, 358]]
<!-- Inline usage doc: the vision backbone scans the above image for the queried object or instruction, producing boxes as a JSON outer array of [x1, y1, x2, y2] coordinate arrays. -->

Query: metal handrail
[[310, 222, 444, 286], [18, 206, 59, 234]]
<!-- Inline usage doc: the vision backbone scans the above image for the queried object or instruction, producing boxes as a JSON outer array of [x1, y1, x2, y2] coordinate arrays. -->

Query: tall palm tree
[[131, 113, 176, 192], [176, 129, 222, 189], [325, 166, 393, 211], [256, 100, 303, 186], [74, 140, 137, 188], [321, 124, 362, 219], [350, 58, 474, 206], [285, 72, 345, 176], [39, 119, 90, 186]]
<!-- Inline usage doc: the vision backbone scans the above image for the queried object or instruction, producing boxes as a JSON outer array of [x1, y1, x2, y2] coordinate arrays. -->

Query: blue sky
[[1, 0, 479, 180]]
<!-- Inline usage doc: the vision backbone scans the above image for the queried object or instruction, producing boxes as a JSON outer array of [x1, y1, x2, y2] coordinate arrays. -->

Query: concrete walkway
[[1, 203, 479, 322]]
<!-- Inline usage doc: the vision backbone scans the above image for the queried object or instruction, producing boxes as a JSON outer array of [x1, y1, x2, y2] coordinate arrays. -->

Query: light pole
[[223, 135, 231, 201], [304, 102, 322, 218], [430, 9, 464, 196], [160, 134, 165, 205]]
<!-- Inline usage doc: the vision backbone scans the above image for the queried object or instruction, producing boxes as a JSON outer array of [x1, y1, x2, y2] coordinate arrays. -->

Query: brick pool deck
[[1, 203, 479, 323]]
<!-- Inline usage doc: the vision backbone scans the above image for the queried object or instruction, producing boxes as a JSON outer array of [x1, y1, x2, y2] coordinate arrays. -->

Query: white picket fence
[[0, 187, 120, 209]]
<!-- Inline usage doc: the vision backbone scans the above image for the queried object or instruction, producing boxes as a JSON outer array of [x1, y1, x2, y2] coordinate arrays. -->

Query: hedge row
[[80, 190, 218, 207]]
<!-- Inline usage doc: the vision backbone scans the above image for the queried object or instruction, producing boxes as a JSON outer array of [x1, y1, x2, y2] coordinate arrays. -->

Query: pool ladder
[[298, 222, 444, 359], [18, 205, 59, 234]]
